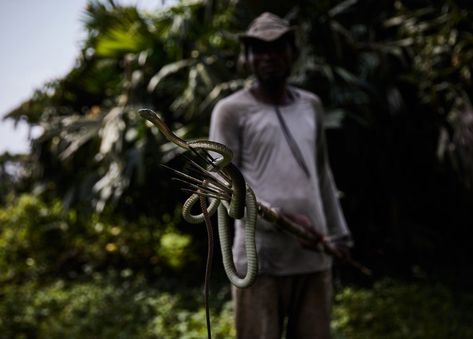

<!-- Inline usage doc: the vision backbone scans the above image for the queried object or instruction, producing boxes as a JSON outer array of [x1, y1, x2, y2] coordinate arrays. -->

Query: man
[[209, 12, 352, 339]]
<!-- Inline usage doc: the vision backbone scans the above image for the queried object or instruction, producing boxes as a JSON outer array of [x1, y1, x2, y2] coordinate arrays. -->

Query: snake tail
[[199, 194, 213, 339]]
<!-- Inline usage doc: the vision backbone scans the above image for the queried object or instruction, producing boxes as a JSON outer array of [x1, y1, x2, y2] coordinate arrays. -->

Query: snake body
[[139, 109, 258, 288], [217, 186, 258, 287]]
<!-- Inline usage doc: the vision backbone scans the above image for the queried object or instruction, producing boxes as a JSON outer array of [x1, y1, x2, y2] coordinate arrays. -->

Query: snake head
[[138, 108, 160, 123], [138, 109, 177, 141]]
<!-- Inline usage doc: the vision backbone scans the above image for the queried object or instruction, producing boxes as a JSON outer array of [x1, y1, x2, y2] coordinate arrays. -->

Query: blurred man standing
[[210, 12, 352, 339]]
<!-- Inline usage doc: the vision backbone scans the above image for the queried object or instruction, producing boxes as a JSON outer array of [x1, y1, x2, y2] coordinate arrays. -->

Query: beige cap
[[239, 12, 295, 43]]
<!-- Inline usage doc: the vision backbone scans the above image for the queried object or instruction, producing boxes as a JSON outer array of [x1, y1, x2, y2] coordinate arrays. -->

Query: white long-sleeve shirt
[[209, 86, 351, 275]]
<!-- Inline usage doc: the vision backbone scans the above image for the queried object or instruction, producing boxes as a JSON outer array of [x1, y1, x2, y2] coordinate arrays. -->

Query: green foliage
[[1, 276, 470, 338], [388, 1, 473, 189], [332, 280, 473, 339], [0, 277, 234, 338], [0, 194, 75, 282], [0, 194, 197, 283], [159, 231, 192, 270]]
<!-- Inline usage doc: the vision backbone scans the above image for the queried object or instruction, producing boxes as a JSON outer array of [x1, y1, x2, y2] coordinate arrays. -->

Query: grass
[[1, 274, 472, 338]]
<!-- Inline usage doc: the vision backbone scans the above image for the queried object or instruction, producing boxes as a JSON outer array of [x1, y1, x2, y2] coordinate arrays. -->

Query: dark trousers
[[232, 270, 332, 339]]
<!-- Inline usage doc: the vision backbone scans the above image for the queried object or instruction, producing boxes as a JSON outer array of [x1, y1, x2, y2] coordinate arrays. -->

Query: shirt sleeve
[[209, 100, 241, 166], [314, 97, 353, 247]]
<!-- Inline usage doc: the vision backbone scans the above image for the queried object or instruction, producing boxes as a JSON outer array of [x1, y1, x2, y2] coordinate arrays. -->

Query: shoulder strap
[[273, 105, 311, 178]]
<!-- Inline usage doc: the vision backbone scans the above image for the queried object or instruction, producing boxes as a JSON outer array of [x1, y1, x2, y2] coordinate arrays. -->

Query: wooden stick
[[257, 202, 372, 276]]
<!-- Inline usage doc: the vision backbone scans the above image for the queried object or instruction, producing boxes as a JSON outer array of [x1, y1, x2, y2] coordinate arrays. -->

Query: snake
[[139, 109, 258, 288]]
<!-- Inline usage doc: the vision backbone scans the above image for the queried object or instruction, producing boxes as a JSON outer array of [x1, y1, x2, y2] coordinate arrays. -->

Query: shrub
[[332, 280, 473, 339], [0, 194, 198, 283], [0, 276, 234, 338]]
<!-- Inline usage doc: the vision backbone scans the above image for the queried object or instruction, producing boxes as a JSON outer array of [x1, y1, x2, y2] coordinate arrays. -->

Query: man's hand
[[280, 211, 353, 261], [329, 234, 353, 261], [280, 212, 324, 252], [332, 243, 351, 261]]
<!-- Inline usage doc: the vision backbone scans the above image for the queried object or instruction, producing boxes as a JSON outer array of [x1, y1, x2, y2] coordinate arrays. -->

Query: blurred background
[[1, 0, 472, 337]]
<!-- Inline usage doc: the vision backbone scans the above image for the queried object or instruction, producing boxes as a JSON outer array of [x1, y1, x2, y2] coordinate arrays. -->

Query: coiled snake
[[139, 109, 258, 289]]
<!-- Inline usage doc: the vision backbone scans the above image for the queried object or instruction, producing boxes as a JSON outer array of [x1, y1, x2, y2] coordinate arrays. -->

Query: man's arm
[[314, 97, 353, 248]]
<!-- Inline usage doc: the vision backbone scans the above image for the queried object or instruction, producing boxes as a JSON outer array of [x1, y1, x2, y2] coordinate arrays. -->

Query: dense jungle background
[[1, 0, 473, 337]]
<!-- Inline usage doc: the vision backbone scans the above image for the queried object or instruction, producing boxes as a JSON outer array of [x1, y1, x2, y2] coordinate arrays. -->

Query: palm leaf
[[147, 59, 196, 92]]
